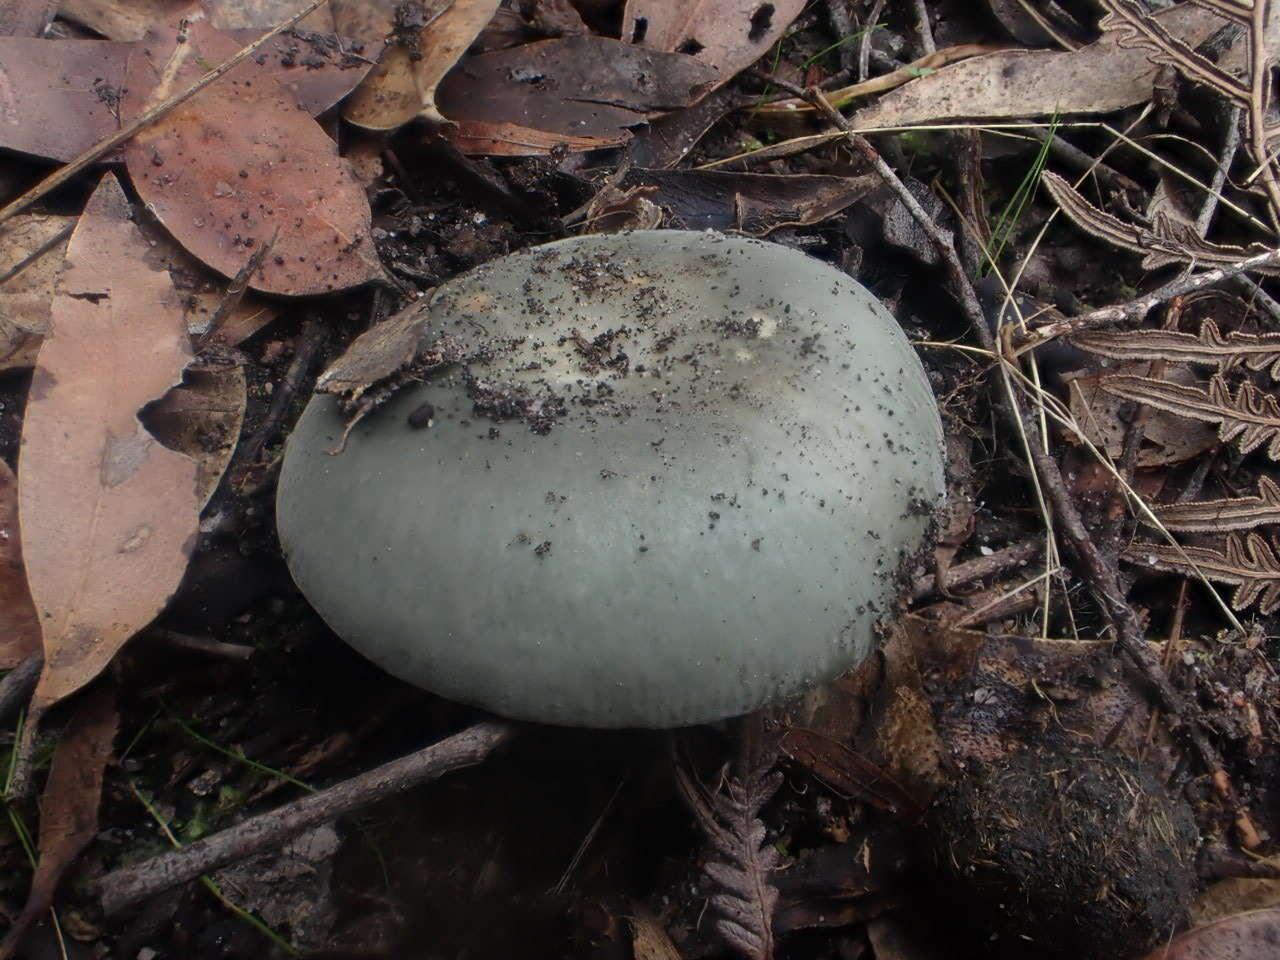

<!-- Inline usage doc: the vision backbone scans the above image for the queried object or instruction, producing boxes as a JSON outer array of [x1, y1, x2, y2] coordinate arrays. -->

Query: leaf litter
[[4, 0, 1280, 956], [122, 19, 383, 296]]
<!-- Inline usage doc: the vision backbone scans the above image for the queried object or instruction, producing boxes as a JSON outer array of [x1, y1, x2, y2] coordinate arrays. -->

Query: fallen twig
[[99, 720, 515, 915]]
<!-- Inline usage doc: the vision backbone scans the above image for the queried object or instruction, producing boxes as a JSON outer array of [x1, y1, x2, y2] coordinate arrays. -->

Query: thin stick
[[0, 0, 328, 227], [99, 721, 515, 915]]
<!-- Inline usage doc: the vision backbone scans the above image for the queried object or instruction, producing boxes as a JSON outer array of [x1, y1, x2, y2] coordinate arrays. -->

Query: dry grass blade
[[1042, 171, 1279, 272], [1072, 319, 1280, 378], [1124, 532, 1280, 613], [1102, 373, 1280, 460], [1146, 476, 1280, 531], [675, 749, 781, 960]]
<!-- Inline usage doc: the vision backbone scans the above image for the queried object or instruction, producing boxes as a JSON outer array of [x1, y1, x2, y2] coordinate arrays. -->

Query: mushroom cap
[[277, 231, 944, 728]]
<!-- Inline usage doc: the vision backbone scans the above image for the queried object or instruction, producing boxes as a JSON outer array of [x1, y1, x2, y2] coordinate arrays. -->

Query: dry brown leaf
[[143, 366, 248, 508], [0, 0, 54, 35], [850, 3, 1228, 131], [0, 33, 381, 163], [123, 20, 383, 296], [343, 0, 500, 130], [435, 35, 718, 152], [1063, 363, 1218, 467], [446, 120, 625, 156], [58, 0, 193, 39], [0, 461, 40, 670], [18, 173, 199, 715], [206, 0, 334, 30], [0, 214, 73, 372], [1140, 908, 1280, 959], [621, 0, 805, 82], [0, 683, 117, 960], [1193, 857, 1280, 927], [617, 169, 879, 236]]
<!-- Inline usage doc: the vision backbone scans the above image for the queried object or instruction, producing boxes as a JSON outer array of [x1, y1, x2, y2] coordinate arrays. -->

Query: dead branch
[[99, 721, 515, 915]]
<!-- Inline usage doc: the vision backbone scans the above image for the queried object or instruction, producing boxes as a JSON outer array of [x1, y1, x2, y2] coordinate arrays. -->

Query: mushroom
[[277, 230, 944, 728]]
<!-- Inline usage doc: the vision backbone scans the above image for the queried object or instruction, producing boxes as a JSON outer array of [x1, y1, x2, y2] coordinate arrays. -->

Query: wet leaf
[[0, 32, 381, 163], [343, 0, 501, 131], [18, 173, 199, 713], [0, 214, 74, 372], [0, 461, 40, 670], [849, 3, 1228, 130], [123, 21, 383, 296], [0, 684, 117, 960], [1141, 908, 1280, 959], [435, 35, 718, 152], [621, 0, 806, 82]]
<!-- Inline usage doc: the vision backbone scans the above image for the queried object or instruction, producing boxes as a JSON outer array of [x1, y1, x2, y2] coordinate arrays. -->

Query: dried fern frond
[[1102, 373, 1280, 459], [1146, 475, 1280, 531], [1041, 173, 1279, 272], [1123, 532, 1280, 613], [1072, 319, 1280, 379], [675, 736, 781, 960]]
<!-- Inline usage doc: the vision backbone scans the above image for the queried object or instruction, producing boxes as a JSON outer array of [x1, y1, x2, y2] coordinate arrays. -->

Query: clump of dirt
[[928, 745, 1197, 959]]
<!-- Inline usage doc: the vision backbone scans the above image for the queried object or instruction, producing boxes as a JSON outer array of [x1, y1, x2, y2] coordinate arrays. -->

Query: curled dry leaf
[[435, 35, 718, 154], [849, 3, 1228, 131], [123, 20, 383, 296], [342, 0, 501, 131], [18, 173, 199, 714], [621, 0, 805, 82], [1140, 907, 1280, 960], [0, 214, 74, 371], [0, 462, 40, 670], [0, 32, 382, 164], [615, 169, 879, 236], [0, 684, 117, 960]]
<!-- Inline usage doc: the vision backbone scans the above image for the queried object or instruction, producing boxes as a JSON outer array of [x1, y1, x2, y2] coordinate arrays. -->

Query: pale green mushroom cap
[[277, 230, 944, 728]]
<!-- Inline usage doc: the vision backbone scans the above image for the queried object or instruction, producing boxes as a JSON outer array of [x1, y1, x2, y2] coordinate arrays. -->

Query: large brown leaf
[[123, 20, 383, 296], [850, 3, 1227, 130], [0, 461, 40, 670], [435, 35, 718, 152], [621, 0, 806, 82], [0, 33, 381, 164], [341, 0, 501, 131], [18, 173, 199, 713], [0, 684, 117, 960]]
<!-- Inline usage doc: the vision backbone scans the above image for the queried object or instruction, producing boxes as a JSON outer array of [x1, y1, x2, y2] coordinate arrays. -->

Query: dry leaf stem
[[0, 0, 328, 227], [99, 720, 515, 915]]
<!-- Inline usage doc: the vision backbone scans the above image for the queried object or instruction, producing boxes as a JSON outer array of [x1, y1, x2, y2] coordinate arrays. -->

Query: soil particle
[[928, 745, 1197, 959]]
